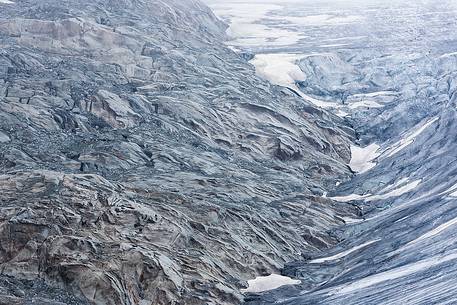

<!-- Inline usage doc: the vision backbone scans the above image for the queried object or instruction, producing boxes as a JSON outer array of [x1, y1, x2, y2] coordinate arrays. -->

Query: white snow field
[[250, 53, 341, 109], [241, 274, 301, 293], [250, 54, 307, 88], [309, 239, 381, 264], [349, 143, 380, 173]]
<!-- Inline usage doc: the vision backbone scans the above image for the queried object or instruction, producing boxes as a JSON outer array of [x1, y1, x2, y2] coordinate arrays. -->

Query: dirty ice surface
[[205, 0, 457, 304]]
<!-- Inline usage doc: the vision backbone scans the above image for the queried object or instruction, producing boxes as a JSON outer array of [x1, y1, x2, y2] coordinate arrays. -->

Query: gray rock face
[[0, 0, 356, 304]]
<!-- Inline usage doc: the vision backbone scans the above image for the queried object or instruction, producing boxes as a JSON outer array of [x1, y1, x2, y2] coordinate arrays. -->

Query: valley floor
[[206, 0, 457, 304]]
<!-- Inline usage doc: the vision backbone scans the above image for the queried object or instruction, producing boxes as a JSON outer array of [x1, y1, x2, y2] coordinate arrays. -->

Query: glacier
[[206, 0, 457, 304], [0, 0, 456, 304]]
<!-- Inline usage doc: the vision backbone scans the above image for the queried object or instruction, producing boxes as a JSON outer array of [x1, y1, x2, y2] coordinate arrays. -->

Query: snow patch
[[0, 131, 10, 143], [440, 52, 457, 58], [437, 183, 457, 197], [342, 217, 367, 224], [381, 177, 410, 192], [334, 251, 457, 295], [210, 4, 362, 48], [365, 179, 422, 202], [330, 193, 371, 202], [335, 110, 350, 117], [296, 90, 341, 110], [351, 91, 397, 98], [349, 100, 384, 109], [241, 274, 301, 293], [309, 239, 380, 264], [383, 117, 439, 158], [320, 43, 350, 48], [250, 53, 342, 110], [448, 184, 457, 197], [250, 54, 307, 88], [406, 217, 457, 246], [280, 14, 363, 27], [0, 0, 14, 3], [227, 45, 241, 53], [331, 179, 421, 202], [349, 143, 381, 174]]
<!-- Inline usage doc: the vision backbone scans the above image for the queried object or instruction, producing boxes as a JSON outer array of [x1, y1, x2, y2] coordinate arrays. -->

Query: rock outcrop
[[0, 0, 355, 304]]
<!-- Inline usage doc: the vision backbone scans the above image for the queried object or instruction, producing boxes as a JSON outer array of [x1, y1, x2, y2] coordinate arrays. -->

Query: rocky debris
[[0, 0, 356, 304], [0, 275, 90, 305], [78, 90, 142, 129]]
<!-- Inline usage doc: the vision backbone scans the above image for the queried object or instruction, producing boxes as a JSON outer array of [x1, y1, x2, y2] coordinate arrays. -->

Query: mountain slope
[[0, 1, 357, 304]]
